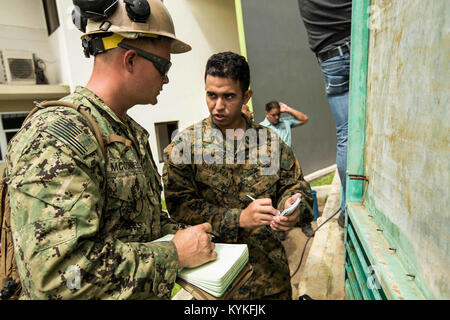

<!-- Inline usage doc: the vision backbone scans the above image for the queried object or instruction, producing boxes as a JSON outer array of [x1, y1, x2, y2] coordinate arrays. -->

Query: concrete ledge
[[296, 169, 345, 300], [304, 164, 337, 183]]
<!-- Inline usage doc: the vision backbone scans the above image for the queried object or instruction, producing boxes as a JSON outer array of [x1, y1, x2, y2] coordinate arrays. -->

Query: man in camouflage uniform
[[3, 0, 216, 299], [163, 52, 314, 299]]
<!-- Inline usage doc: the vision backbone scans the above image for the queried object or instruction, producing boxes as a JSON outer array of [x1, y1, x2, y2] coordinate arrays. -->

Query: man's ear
[[123, 49, 137, 72], [243, 89, 253, 104]]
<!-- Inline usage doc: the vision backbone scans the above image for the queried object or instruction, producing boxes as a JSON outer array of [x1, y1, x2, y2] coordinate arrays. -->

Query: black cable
[[290, 207, 342, 278]]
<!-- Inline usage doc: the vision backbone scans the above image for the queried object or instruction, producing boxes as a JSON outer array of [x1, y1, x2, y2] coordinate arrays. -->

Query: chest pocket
[[242, 164, 280, 198], [107, 172, 145, 201], [194, 165, 232, 205], [195, 165, 231, 192], [107, 171, 147, 216]]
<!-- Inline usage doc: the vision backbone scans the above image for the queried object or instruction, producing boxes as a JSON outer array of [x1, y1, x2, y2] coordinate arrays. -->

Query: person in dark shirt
[[298, 0, 352, 227]]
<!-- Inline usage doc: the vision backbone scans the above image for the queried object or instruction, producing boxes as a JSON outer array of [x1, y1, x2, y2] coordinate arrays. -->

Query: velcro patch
[[46, 117, 97, 157]]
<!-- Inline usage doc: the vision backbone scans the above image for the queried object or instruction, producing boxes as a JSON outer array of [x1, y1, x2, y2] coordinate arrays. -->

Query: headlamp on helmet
[[72, 0, 151, 31], [73, 0, 119, 21], [72, 0, 192, 56]]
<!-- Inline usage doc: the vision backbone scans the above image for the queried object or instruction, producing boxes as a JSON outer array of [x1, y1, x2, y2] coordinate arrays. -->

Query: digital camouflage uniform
[[162, 115, 314, 299], [4, 86, 185, 299]]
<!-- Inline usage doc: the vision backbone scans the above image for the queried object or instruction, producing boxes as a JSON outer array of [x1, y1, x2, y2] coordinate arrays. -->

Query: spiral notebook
[[153, 234, 249, 297]]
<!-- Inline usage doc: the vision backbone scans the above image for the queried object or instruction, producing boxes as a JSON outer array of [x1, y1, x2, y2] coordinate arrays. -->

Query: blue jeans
[[320, 52, 350, 213]]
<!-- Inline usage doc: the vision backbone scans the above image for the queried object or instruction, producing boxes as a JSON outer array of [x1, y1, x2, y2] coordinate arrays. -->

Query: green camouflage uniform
[[4, 86, 184, 300], [162, 115, 313, 299]]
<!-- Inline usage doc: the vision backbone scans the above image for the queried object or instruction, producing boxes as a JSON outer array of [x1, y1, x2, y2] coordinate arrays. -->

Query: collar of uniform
[[72, 86, 151, 160], [124, 116, 150, 146], [241, 112, 254, 129], [206, 115, 217, 131], [205, 113, 262, 156], [73, 86, 131, 130]]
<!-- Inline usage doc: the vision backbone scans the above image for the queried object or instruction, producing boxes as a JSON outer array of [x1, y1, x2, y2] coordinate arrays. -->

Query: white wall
[[0, 0, 91, 88], [49, 0, 93, 89], [0, 0, 59, 84]]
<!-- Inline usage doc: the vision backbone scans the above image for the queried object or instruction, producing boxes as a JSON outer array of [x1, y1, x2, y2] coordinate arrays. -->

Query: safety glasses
[[117, 42, 172, 76]]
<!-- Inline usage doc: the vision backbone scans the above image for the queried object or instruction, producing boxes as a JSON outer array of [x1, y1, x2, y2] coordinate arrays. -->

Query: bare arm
[[279, 101, 309, 125]]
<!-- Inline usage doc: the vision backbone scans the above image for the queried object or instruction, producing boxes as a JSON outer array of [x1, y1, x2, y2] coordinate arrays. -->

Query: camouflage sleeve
[[6, 111, 178, 300], [276, 140, 314, 227], [162, 149, 241, 243], [160, 209, 189, 234]]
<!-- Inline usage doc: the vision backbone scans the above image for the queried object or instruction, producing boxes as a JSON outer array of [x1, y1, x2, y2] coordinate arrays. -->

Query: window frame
[[154, 121, 179, 163], [0, 111, 29, 162], [42, 0, 60, 36]]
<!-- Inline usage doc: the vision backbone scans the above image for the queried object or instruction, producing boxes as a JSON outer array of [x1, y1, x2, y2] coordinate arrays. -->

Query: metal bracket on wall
[[349, 174, 369, 182]]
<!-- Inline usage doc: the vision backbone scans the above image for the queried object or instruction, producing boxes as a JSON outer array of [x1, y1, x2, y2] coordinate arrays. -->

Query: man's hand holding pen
[[239, 196, 280, 229], [172, 222, 217, 268], [243, 194, 301, 231]]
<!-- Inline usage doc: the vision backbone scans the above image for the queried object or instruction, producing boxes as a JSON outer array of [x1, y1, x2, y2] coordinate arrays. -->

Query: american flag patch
[[46, 117, 97, 157]]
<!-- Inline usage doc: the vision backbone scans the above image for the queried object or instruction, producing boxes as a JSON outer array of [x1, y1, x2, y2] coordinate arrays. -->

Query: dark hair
[[205, 51, 250, 95], [265, 101, 280, 112]]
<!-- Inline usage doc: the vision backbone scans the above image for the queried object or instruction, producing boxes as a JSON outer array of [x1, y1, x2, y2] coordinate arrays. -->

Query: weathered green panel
[[363, 0, 449, 299], [345, 244, 371, 300], [344, 263, 363, 300], [348, 204, 424, 299], [347, 0, 371, 202], [345, 280, 355, 300], [347, 224, 383, 300], [346, 0, 449, 299]]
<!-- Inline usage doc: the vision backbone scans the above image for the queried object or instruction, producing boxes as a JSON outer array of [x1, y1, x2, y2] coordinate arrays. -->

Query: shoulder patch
[[46, 117, 97, 157]]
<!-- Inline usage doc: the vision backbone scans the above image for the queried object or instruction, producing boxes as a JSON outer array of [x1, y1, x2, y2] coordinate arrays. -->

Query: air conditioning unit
[[0, 50, 36, 85]]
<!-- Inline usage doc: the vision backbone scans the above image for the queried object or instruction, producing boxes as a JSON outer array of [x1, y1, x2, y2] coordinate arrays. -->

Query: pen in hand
[[246, 194, 280, 230], [247, 194, 281, 218], [206, 231, 218, 239]]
